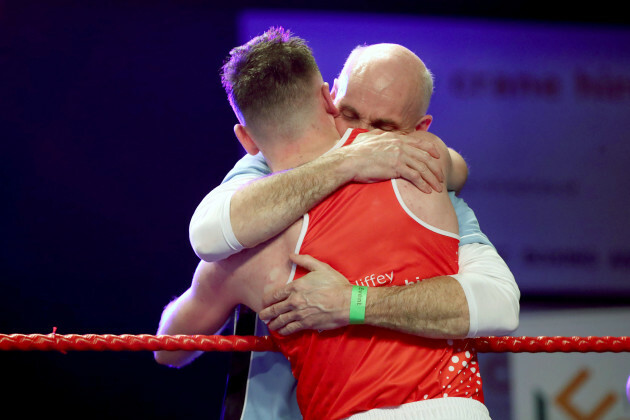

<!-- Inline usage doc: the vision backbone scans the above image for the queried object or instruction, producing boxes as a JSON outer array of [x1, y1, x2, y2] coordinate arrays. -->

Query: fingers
[[406, 131, 442, 159], [398, 167, 433, 194], [259, 279, 312, 323], [345, 132, 444, 190], [355, 129, 442, 158], [289, 253, 333, 272], [416, 138, 441, 159], [267, 312, 306, 335], [259, 297, 313, 335], [403, 144, 444, 181], [259, 259, 352, 334], [393, 142, 443, 193], [402, 155, 444, 193], [259, 291, 292, 322], [261, 284, 292, 308], [263, 305, 340, 335], [382, 135, 444, 193]]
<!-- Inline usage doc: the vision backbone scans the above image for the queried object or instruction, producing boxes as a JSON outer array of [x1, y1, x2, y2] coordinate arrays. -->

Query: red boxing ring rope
[[1, 334, 629, 353]]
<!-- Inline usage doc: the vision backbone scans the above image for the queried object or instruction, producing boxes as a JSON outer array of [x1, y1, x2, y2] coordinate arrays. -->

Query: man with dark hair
[[221, 29, 322, 144], [156, 27, 499, 419]]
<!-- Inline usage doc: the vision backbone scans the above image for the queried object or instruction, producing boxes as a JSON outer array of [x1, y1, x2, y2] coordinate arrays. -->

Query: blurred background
[[1, 1, 629, 418]]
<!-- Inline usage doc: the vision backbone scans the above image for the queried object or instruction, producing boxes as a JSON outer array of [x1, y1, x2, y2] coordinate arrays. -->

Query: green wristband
[[349, 286, 368, 325]]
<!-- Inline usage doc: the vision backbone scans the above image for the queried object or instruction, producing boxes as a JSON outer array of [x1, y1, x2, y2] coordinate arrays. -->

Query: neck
[[265, 118, 341, 172]]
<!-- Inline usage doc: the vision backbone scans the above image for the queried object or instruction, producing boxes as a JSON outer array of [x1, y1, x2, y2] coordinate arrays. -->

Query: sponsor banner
[[238, 12, 630, 296]]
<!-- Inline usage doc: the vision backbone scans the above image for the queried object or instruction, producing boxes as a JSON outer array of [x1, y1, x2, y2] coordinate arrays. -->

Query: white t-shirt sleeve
[[189, 153, 272, 262], [451, 243, 520, 337], [189, 174, 258, 261]]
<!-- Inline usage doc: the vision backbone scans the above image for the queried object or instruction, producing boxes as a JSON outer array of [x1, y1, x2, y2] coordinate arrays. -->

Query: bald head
[[332, 43, 434, 134]]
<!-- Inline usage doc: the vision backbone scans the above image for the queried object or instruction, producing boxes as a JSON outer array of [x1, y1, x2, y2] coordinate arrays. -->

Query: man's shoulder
[[223, 152, 271, 183]]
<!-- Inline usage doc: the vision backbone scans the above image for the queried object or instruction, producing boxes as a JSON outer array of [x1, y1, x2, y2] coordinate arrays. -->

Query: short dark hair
[[221, 27, 320, 130]]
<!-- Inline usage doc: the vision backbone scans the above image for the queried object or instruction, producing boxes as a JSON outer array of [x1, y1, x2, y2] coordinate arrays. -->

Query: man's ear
[[415, 114, 433, 132], [321, 82, 339, 117], [234, 124, 259, 155]]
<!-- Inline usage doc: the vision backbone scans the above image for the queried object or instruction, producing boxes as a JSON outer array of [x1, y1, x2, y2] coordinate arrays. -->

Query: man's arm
[[451, 243, 520, 337], [190, 130, 449, 262], [364, 242, 519, 338], [259, 196, 519, 339], [447, 148, 469, 194], [260, 243, 518, 338], [154, 261, 237, 368]]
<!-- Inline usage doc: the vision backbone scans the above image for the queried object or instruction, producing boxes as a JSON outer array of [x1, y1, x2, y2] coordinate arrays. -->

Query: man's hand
[[259, 254, 352, 335], [336, 130, 444, 194], [191, 128, 451, 260]]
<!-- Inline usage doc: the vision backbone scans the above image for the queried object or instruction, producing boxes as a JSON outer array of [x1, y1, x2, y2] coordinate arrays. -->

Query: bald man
[[157, 28, 494, 419], [333, 43, 435, 132], [170, 39, 517, 419]]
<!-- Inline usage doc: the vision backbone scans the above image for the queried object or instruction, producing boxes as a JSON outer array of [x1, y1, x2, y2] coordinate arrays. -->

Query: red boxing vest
[[271, 129, 483, 420]]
